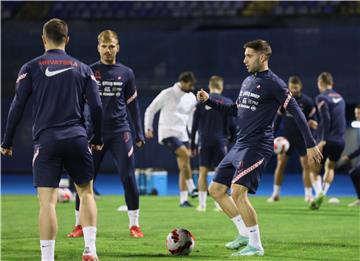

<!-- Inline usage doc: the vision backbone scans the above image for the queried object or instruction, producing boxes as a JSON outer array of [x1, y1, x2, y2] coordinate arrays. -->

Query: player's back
[[197, 93, 234, 146], [24, 49, 95, 142], [316, 89, 346, 141]]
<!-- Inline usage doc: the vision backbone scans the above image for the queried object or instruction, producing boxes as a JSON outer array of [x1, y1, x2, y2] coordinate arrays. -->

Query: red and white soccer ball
[[166, 228, 195, 256], [273, 136, 290, 154], [57, 187, 73, 203]]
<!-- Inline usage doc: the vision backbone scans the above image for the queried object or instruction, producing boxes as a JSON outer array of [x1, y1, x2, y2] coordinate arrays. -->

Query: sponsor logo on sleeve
[[16, 73, 28, 83]]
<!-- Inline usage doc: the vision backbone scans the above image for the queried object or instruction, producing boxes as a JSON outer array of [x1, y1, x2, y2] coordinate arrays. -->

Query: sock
[[304, 187, 312, 198], [185, 179, 196, 192], [198, 191, 207, 208], [75, 210, 80, 226], [323, 182, 331, 195], [180, 191, 188, 204], [247, 224, 263, 249], [312, 177, 322, 196], [128, 209, 140, 228], [40, 240, 55, 261], [83, 226, 97, 256], [273, 185, 281, 196], [231, 215, 248, 237]]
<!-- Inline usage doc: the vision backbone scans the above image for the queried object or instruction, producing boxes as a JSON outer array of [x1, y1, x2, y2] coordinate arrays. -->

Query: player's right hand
[[145, 130, 154, 139], [1, 146, 13, 157], [340, 155, 350, 162], [317, 140, 326, 153], [136, 139, 145, 148], [197, 89, 209, 102], [307, 145, 323, 165], [190, 148, 198, 157], [91, 144, 104, 151]]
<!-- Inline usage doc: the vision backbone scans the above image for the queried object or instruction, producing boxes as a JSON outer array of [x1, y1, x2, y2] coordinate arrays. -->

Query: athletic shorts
[[322, 140, 345, 164], [33, 136, 94, 188], [162, 137, 189, 154], [92, 132, 135, 182], [350, 162, 360, 176], [199, 145, 227, 168], [284, 135, 307, 157], [213, 144, 272, 194]]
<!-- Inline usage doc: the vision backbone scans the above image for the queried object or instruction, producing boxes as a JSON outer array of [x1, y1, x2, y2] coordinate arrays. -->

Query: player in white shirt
[[144, 71, 198, 207]]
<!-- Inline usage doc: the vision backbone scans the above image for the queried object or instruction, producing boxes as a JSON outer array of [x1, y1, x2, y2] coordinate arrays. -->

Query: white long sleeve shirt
[[144, 82, 197, 143]]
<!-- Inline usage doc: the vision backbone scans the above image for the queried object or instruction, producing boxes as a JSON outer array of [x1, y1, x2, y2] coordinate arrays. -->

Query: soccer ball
[[166, 228, 195, 256], [57, 187, 73, 203], [273, 136, 290, 154]]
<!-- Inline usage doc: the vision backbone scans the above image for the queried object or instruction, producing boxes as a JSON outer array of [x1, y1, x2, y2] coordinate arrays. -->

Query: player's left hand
[[308, 120, 318, 130], [136, 140, 145, 148], [307, 146, 323, 165], [1, 146, 13, 156], [91, 144, 104, 151], [145, 130, 154, 139]]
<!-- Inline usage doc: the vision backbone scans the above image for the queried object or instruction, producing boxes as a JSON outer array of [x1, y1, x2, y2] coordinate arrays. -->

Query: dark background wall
[[2, 1, 360, 174]]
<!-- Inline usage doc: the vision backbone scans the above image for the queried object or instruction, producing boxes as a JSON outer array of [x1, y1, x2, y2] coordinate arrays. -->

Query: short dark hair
[[43, 18, 68, 45], [243, 39, 272, 58], [356, 104, 360, 110], [209, 75, 224, 90], [318, 72, 334, 86], [288, 76, 302, 86], [179, 71, 196, 83]]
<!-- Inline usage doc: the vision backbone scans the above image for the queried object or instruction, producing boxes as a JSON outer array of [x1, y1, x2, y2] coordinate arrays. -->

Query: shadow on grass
[[259, 208, 360, 217], [101, 252, 216, 259], [271, 240, 359, 249], [265, 254, 346, 261]]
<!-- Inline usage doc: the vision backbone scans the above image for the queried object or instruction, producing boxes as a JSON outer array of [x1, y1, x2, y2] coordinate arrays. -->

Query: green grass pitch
[[1, 195, 359, 260]]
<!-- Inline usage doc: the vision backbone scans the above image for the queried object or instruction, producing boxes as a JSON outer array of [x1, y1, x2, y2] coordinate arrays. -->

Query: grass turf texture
[[2, 196, 359, 260]]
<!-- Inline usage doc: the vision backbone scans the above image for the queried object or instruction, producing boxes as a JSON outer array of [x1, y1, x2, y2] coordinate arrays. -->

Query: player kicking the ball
[[310, 72, 346, 210], [144, 72, 198, 207], [197, 39, 322, 256]]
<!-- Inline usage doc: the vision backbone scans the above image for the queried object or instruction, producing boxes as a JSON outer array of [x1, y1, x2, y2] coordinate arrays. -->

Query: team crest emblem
[[94, 70, 101, 80], [123, 132, 130, 143]]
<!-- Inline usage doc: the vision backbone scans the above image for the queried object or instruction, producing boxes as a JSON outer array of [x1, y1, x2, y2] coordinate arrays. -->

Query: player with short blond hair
[[68, 29, 145, 239]]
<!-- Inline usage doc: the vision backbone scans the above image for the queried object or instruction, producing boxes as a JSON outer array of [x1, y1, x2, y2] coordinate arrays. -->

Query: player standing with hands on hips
[[197, 39, 322, 257]]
